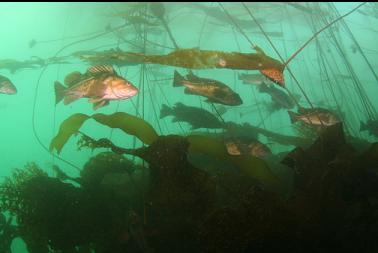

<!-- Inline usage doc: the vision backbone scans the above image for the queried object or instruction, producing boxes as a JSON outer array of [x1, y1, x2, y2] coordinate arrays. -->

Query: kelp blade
[[187, 135, 281, 190], [50, 112, 158, 154], [92, 112, 159, 145], [49, 113, 90, 154]]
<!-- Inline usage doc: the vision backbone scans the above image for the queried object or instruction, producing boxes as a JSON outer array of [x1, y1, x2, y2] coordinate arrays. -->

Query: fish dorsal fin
[[93, 100, 109, 110], [186, 70, 201, 81], [64, 71, 82, 87], [187, 70, 196, 78], [87, 65, 115, 75], [253, 44, 266, 55]]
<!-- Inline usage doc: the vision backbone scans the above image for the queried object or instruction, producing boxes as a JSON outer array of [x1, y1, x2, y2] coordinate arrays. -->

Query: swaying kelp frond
[[50, 112, 159, 155], [49, 113, 90, 154], [91, 112, 159, 145]]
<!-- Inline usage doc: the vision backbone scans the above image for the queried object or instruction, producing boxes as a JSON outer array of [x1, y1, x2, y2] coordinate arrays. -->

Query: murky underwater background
[[0, 2, 377, 252]]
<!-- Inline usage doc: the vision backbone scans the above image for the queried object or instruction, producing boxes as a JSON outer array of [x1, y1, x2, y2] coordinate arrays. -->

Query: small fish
[[29, 39, 37, 48], [238, 73, 270, 85], [173, 70, 243, 106], [224, 137, 272, 158], [0, 59, 40, 74], [54, 65, 138, 110], [187, 3, 266, 30], [0, 75, 17, 95], [160, 103, 224, 130], [258, 82, 297, 110], [360, 119, 378, 138], [288, 107, 340, 127]]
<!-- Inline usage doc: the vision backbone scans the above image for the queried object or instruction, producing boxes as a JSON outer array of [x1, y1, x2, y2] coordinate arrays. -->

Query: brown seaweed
[[49, 113, 90, 154], [51, 112, 278, 190], [75, 47, 285, 85], [50, 112, 159, 154]]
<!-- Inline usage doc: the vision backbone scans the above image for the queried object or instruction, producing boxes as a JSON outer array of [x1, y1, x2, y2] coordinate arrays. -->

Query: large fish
[[288, 107, 340, 127], [160, 103, 224, 130], [173, 70, 242, 106], [54, 65, 138, 110], [0, 75, 17, 95]]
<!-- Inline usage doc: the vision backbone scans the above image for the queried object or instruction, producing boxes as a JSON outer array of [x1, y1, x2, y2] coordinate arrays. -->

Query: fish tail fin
[[360, 121, 367, 131], [173, 70, 185, 87], [288, 111, 299, 124], [160, 104, 173, 119], [266, 103, 280, 114], [54, 81, 66, 105], [258, 82, 269, 93]]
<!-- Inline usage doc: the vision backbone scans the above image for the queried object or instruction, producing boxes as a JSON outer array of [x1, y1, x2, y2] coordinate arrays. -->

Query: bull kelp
[[0, 2, 377, 253]]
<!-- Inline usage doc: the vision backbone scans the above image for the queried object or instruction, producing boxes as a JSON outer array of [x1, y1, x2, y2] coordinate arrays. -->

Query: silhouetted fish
[[160, 102, 224, 129], [173, 70, 242, 106]]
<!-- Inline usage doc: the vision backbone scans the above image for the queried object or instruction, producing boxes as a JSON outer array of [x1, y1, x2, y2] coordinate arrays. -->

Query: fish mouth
[[118, 86, 139, 99], [127, 88, 139, 97], [230, 96, 243, 106]]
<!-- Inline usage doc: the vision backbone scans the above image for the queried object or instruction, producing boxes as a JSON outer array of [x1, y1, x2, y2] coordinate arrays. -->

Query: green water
[[0, 2, 377, 252]]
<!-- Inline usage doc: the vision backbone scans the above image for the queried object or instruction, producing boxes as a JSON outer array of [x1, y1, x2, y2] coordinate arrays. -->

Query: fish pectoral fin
[[92, 100, 109, 110], [88, 97, 104, 103], [63, 93, 82, 105], [205, 98, 217, 103]]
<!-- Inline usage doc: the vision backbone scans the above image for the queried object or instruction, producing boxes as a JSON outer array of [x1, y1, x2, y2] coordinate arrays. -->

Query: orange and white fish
[[54, 65, 138, 110]]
